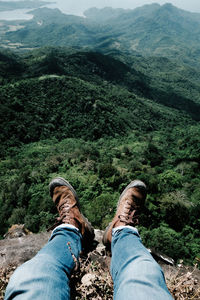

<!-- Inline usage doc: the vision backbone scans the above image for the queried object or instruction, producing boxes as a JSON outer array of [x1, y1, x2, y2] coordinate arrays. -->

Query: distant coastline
[[0, 9, 33, 21], [0, 1, 57, 21], [0, 1, 53, 12]]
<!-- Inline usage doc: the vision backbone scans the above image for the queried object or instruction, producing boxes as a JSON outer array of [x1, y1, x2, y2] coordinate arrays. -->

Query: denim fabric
[[5, 226, 82, 300], [111, 226, 173, 300], [5, 226, 173, 300]]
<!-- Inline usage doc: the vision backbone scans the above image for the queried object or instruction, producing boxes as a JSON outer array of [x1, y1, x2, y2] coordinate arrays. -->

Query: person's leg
[[5, 225, 82, 300], [5, 177, 94, 300], [103, 179, 173, 300], [111, 226, 173, 300]]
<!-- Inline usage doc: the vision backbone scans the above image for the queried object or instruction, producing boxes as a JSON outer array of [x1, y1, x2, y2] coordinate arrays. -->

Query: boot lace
[[118, 199, 140, 225], [57, 200, 76, 223]]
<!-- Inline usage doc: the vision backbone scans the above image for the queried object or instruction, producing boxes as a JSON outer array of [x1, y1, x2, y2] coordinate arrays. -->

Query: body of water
[[0, 8, 33, 20], [0, 1, 85, 20]]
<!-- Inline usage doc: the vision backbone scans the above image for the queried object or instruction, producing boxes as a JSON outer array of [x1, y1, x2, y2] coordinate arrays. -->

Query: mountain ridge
[[2, 3, 200, 68]]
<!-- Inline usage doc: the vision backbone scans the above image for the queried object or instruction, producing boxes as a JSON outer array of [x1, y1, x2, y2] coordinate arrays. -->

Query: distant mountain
[[84, 3, 160, 22], [3, 8, 101, 48], [89, 4, 200, 67], [3, 4, 200, 68], [84, 6, 131, 22]]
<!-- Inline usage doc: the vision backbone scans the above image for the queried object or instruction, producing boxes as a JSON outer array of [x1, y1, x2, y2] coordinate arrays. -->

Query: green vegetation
[[0, 129, 199, 264], [3, 4, 200, 69], [0, 47, 199, 265]]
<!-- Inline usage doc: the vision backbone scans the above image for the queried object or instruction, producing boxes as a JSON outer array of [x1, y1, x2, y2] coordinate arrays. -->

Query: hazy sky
[[46, 0, 200, 15], [1, 0, 200, 20]]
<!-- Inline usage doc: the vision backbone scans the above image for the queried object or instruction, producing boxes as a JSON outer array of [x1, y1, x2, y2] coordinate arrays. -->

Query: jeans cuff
[[52, 224, 79, 235], [112, 226, 139, 237]]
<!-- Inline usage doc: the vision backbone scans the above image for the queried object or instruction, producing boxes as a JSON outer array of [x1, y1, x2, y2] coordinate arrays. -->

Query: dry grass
[[1, 259, 199, 300], [0, 265, 17, 300], [166, 265, 200, 300], [70, 255, 113, 300]]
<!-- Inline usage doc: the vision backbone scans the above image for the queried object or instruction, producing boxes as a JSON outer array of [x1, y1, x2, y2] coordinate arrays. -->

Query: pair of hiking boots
[[49, 177, 147, 248]]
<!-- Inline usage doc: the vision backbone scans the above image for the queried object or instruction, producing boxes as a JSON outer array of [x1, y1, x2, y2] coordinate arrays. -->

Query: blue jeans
[[5, 226, 173, 300], [111, 226, 173, 299]]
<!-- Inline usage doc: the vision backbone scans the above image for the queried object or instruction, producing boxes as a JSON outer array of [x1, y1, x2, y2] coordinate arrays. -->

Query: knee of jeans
[[113, 255, 163, 283], [7, 256, 50, 287], [11, 260, 34, 279], [6, 256, 60, 294], [126, 257, 164, 282]]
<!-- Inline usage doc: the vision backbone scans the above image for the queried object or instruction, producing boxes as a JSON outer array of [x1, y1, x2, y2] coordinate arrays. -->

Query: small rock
[[95, 244, 106, 256], [4, 224, 32, 239], [94, 229, 104, 243], [81, 273, 96, 286]]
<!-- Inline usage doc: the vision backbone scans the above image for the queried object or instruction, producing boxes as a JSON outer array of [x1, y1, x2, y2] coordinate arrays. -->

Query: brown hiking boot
[[49, 177, 94, 250], [103, 180, 147, 248]]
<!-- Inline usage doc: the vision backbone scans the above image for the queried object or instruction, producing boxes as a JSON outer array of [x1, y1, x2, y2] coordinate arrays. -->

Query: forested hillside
[[0, 46, 199, 265], [2, 3, 200, 68]]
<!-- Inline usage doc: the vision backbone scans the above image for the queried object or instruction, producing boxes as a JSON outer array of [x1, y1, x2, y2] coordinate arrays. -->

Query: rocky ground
[[0, 225, 199, 299]]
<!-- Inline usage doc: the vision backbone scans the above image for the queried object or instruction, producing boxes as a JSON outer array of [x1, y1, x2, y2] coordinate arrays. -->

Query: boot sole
[[117, 180, 146, 208], [49, 177, 80, 208]]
